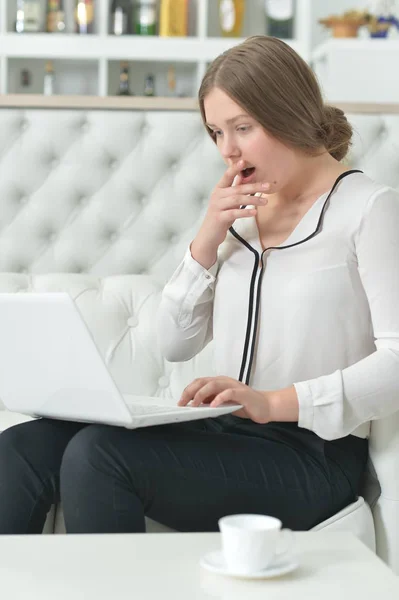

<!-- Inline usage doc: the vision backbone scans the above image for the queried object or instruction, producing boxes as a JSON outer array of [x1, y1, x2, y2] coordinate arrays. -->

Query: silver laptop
[[0, 293, 241, 429]]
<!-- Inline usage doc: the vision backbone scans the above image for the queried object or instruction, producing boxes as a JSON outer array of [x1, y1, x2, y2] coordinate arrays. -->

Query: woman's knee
[[0, 426, 22, 465], [0, 419, 85, 469], [0, 422, 38, 468], [60, 425, 121, 484], [59, 425, 160, 490]]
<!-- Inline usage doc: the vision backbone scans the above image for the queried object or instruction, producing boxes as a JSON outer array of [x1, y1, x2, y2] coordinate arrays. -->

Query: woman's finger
[[212, 390, 248, 417], [210, 388, 240, 407], [178, 378, 212, 406], [217, 161, 244, 189], [191, 380, 224, 406]]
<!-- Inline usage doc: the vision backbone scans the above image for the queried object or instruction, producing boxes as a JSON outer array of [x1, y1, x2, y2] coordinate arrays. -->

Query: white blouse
[[157, 171, 399, 441]]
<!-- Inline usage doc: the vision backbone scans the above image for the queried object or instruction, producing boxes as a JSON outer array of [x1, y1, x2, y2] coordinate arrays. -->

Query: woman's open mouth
[[241, 167, 256, 183]]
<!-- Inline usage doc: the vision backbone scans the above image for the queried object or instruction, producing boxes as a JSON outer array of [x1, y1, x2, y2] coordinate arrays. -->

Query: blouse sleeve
[[295, 187, 399, 440], [156, 246, 218, 362]]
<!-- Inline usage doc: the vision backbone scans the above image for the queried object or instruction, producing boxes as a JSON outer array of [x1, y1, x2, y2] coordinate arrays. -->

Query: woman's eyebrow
[[206, 114, 250, 128]]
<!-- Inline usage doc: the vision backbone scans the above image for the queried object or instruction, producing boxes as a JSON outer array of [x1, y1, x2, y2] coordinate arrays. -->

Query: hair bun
[[321, 105, 352, 161]]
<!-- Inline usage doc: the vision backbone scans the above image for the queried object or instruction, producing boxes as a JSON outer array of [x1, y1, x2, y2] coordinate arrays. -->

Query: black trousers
[[0, 415, 368, 534]]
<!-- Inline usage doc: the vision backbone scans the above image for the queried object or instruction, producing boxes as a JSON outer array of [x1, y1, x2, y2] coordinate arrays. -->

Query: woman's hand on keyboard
[[178, 376, 274, 423]]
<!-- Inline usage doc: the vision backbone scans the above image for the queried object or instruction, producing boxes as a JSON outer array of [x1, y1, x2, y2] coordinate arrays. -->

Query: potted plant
[[319, 10, 369, 38]]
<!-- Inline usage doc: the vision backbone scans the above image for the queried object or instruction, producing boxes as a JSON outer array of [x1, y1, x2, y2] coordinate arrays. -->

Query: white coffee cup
[[218, 514, 293, 575]]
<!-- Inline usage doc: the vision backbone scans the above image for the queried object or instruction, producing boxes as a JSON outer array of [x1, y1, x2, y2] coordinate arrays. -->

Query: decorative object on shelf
[[265, 0, 295, 39], [46, 0, 66, 32], [144, 74, 155, 96], [218, 0, 245, 37], [366, 0, 399, 37], [167, 65, 176, 96], [20, 69, 32, 88], [110, 0, 131, 35], [159, 0, 188, 37], [15, 0, 42, 33], [75, 0, 94, 34], [116, 61, 133, 95], [319, 10, 369, 38], [43, 61, 55, 95], [133, 0, 158, 35], [367, 13, 399, 36]]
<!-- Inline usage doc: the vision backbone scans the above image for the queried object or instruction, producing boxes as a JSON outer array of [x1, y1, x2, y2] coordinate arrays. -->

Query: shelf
[[1, 33, 305, 62], [1, 96, 398, 115], [7, 58, 99, 95], [0, 0, 312, 96], [312, 37, 399, 61], [2, 33, 106, 60], [108, 60, 196, 97], [0, 94, 199, 110]]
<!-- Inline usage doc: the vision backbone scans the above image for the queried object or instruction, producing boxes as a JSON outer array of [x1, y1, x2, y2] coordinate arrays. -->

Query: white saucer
[[200, 549, 299, 579]]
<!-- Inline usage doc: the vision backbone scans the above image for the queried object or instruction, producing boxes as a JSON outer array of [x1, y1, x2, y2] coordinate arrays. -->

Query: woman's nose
[[220, 137, 240, 160]]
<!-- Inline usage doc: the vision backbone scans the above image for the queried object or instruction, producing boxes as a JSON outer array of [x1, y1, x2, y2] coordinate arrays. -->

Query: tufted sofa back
[[0, 108, 398, 278], [0, 106, 398, 570], [0, 109, 222, 281]]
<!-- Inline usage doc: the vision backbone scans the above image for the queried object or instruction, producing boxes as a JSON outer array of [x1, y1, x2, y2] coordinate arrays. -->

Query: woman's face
[[204, 87, 298, 191]]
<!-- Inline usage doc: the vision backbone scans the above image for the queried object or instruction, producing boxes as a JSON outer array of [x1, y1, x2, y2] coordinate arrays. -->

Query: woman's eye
[[214, 130, 223, 137], [237, 126, 250, 133]]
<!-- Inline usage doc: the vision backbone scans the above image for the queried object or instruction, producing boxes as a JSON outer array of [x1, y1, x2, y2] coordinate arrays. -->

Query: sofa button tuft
[[127, 316, 139, 328]]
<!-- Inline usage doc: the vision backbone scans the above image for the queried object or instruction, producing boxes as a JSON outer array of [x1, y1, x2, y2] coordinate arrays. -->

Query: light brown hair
[[198, 36, 352, 162]]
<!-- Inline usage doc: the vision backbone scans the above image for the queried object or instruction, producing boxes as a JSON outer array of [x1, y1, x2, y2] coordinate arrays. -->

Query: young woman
[[1, 36, 398, 534]]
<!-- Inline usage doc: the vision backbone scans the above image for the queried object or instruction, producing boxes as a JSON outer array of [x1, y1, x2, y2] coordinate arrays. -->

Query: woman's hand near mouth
[[191, 160, 269, 269]]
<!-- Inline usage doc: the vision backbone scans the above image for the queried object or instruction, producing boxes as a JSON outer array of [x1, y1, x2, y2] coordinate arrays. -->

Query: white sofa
[[0, 106, 398, 573]]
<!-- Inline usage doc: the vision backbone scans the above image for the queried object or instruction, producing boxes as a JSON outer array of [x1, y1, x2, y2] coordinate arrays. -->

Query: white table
[[0, 531, 397, 599]]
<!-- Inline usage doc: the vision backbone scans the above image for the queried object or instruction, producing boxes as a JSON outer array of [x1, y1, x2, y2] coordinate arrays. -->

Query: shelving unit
[[0, 0, 312, 97]]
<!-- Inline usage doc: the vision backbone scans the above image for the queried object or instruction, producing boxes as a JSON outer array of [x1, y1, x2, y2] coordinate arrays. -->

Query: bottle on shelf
[[15, 0, 42, 33], [265, 0, 295, 39], [46, 0, 66, 33], [43, 61, 55, 95], [133, 0, 158, 35], [167, 65, 176, 97], [144, 74, 155, 96], [159, 0, 188, 37], [116, 61, 133, 96], [20, 69, 32, 88], [218, 0, 245, 37], [110, 0, 131, 35], [75, 0, 94, 34]]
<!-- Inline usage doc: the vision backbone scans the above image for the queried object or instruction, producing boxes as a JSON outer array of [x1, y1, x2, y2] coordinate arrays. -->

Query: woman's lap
[[0, 416, 368, 533]]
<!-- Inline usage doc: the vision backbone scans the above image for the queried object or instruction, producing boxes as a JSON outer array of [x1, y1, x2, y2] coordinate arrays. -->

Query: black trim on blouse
[[228, 169, 363, 385]]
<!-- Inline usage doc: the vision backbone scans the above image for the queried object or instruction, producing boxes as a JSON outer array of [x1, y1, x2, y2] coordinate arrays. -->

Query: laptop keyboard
[[127, 403, 186, 416]]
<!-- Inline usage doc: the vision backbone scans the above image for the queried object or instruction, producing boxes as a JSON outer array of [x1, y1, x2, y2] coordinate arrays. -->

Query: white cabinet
[[0, 0, 312, 97], [312, 38, 399, 104]]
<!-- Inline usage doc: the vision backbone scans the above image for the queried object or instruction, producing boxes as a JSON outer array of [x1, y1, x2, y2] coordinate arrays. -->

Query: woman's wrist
[[265, 385, 299, 422], [190, 237, 218, 271]]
